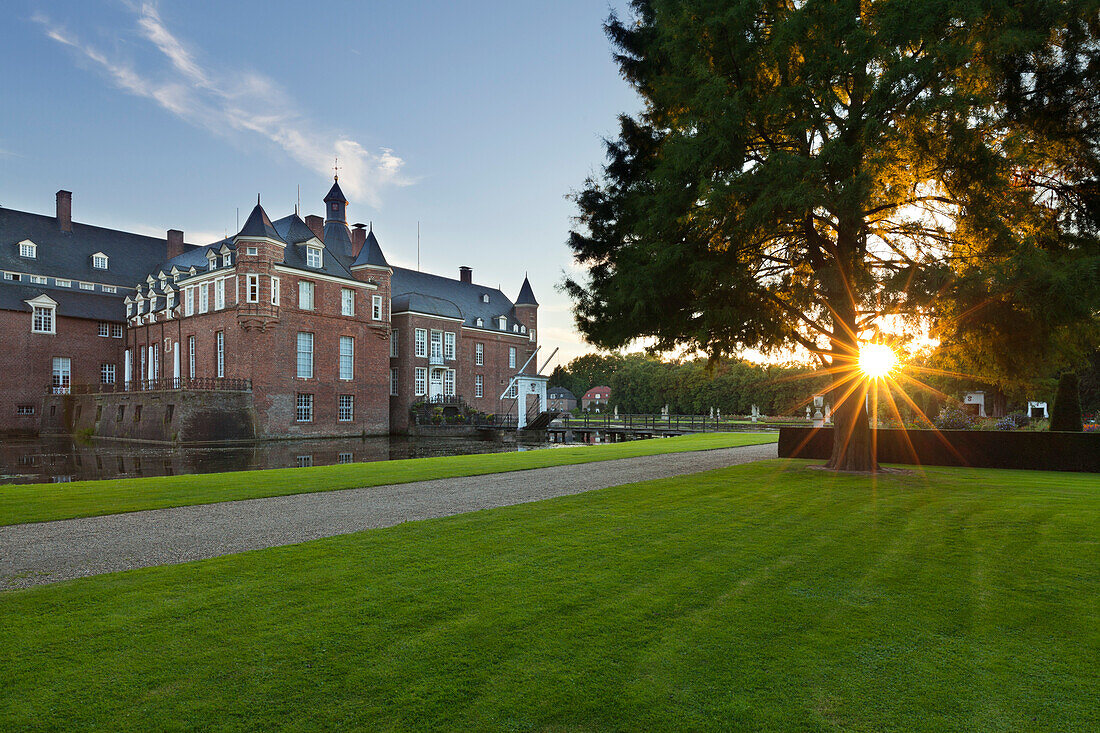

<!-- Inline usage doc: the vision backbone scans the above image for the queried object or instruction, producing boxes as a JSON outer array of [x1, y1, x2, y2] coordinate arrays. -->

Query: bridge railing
[[552, 413, 797, 432]]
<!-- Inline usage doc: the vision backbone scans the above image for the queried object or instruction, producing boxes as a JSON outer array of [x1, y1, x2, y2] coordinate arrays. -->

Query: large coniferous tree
[[567, 0, 1100, 470]]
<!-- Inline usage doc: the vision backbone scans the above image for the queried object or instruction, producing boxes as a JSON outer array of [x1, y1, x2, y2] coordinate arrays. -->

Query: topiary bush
[[1050, 372, 1083, 432], [934, 403, 977, 430]]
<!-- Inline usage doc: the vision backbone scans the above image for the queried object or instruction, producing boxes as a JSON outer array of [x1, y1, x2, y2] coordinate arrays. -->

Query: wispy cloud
[[33, 5, 409, 207]]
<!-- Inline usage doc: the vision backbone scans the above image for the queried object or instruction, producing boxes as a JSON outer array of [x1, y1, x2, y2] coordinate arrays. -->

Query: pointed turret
[[351, 225, 390, 270], [235, 201, 284, 243], [322, 177, 353, 258], [515, 275, 538, 306]]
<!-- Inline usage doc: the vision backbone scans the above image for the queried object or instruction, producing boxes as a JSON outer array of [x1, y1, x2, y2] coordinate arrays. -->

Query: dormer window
[[498, 316, 507, 330], [27, 295, 57, 334], [92, 252, 109, 270], [222, 253, 233, 267], [513, 324, 519, 333], [481, 294, 490, 303], [207, 252, 217, 271], [475, 317, 484, 327], [306, 245, 323, 268], [19, 240, 36, 258]]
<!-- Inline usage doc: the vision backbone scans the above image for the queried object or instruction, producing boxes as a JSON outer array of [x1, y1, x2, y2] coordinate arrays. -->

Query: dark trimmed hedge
[[779, 427, 1100, 472]]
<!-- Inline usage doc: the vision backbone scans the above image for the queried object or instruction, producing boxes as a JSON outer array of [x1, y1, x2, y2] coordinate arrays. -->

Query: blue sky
[[0, 1, 639, 364]]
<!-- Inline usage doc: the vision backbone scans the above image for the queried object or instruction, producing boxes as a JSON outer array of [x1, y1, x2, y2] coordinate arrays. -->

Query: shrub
[[1007, 410, 1031, 428], [934, 403, 976, 430], [995, 415, 1017, 431], [1050, 372, 1083, 432]]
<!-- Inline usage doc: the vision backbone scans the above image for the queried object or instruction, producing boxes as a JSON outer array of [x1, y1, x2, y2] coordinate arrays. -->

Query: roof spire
[[257, 193, 260, 205], [334, 156, 340, 181]]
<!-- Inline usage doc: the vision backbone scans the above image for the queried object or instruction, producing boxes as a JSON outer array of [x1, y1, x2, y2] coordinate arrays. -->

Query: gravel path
[[1, 443, 777, 590]]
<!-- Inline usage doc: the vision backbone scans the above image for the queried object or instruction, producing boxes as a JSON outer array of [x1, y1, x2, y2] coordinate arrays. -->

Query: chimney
[[459, 266, 472, 284], [167, 229, 185, 260], [56, 190, 72, 232], [351, 223, 367, 258], [305, 215, 325, 241]]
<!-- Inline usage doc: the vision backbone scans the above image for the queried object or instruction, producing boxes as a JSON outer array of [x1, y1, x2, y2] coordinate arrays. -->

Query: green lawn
[[0, 432, 775, 526], [3, 460, 1098, 730]]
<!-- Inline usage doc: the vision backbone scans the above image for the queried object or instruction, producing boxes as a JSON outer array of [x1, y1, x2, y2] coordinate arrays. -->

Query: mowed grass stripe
[[3, 460, 1098, 730], [0, 432, 776, 526]]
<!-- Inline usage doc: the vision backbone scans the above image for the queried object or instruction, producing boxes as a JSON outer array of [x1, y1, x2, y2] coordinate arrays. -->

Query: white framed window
[[414, 367, 427, 396], [475, 343, 484, 366], [101, 363, 116, 384], [414, 328, 427, 358], [29, 275, 47, 284], [32, 305, 55, 334], [19, 241, 36, 258], [444, 369, 455, 396], [247, 274, 259, 303], [51, 357, 71, 394], [4, 272, 19, 281], [55, 279, 71, 288], [216, 331, 225, 378], [372, 295, 383, 320], [481, 294, 489, 303], [270, 277, 280, 306], [507, 381, 518, 399], [111, 324, 123, 338], [296, 332, 314, 378], [430, 330, 443, 361], [222, 253, 233, 267], [298, 281, 314, 310], [339, 336, 354, 380], [102, 285, 117, 293], [498, 316, 507, 330], [188, 336, 196, 379], [207, 254, 217, 271], [513, 324, 519, 333], [444, 332, 456, 360], [166, 291, 176, 315], [98, 322, 110, 337], [475, 317, 483, 327], [199, 283, 209, 313], [296, 393, 314, 422], [475, 374, 483, 398], [341, 288, 354, 316], [530, 329, 536, 342], [390, 329, 399, 358], [337, 452, 353, 464], [390, 368, 398, 396], [79, 282, 94, 290], [215, 278, 226, 310], [509, 347, 517, 369], [246, 245, 258, 256], [152, 344, 160, 379], [297, 455, 313, 468], [16, 405, 35, 416], [184, 287, 194, 316], [92, 253, 109, 270], [306, 245, 323, 268], [338, 394, 354, 422]]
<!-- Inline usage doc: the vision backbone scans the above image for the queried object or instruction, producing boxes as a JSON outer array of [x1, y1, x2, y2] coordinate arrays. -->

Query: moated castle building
[[0, 183, 540, 439]]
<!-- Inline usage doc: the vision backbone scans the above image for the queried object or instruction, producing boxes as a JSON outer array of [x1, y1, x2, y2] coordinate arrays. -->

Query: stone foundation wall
[[42, 390, 257, 443]]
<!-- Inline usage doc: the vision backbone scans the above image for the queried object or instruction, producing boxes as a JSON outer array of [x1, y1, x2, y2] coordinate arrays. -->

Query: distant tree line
[[548, 353, 829, 416]]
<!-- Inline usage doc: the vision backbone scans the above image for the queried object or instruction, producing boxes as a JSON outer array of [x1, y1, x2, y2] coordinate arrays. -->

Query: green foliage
[[552, 352, 829, 415], [567, 0, 1100, 466], [1050, 372, 1084, 431], [5, 463, 1100, 729]]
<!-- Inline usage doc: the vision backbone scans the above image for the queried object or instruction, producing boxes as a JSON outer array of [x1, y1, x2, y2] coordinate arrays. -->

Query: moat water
[[0, 435, 552, 485]]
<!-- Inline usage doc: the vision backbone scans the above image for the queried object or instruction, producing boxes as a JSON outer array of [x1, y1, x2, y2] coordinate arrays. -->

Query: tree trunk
[[826, 362, 878, 471]]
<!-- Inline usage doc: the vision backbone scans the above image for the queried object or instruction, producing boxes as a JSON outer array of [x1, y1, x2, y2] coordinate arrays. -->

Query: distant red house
[[581, 385, 611, 412]]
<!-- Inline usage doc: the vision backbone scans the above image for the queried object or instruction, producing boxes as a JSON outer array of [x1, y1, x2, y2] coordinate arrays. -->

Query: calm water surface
[[0, 435, 552, 485]]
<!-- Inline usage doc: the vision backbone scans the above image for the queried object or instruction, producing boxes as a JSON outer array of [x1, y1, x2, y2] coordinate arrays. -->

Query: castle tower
[[235, 200, 285, 332], [323, 178, 353, 260], [514, 275, 538, 368]]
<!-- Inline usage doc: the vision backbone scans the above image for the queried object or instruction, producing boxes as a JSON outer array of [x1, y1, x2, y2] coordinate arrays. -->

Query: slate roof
[[237, 203, 284, 242], [515, 276, 538, 306], [324, 179, 348, 204], [391, 293, 463, 320], [548, 387, 576, 401], [391, 266, 525, 330], [271, 214, 356, 280], [351, 228, 389, 269], [0, 280, 127, 321], [0, 206, 173, 287], [323, 220, 353, 260]]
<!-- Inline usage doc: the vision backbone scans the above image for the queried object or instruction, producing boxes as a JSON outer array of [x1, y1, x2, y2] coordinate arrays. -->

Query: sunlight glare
[[858, 343, 897, 379]]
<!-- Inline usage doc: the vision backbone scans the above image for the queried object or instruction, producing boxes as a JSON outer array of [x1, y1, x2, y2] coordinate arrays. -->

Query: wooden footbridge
[[546, 413, 788, 443]]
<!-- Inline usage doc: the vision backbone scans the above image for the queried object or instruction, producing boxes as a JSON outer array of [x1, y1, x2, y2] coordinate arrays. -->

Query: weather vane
[[334, 157, 340, 181]]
